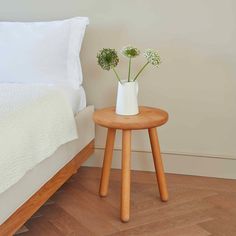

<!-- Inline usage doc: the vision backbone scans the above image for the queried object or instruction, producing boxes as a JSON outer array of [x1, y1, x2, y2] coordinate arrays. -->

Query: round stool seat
[[93, 106, 168, 130]]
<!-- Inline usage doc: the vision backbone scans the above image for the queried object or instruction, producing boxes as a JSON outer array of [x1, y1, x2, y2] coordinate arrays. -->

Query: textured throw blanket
[[0, 84, 78, 193]]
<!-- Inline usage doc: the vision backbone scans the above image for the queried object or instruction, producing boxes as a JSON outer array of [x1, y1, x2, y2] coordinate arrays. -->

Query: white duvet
[[0, 84, 78, 194]]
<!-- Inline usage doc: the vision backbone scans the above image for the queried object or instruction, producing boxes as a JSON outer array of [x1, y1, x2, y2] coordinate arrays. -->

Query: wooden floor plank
[[132, 185, 218, 214], [52, 185, 119, 235], [37, 204, 94, 235], [157, 225, 211, 236], [110, 209, 213, 235], [109, 198, 215, 231], [24, 218, 64, 236], [18, 167, 236, 236]]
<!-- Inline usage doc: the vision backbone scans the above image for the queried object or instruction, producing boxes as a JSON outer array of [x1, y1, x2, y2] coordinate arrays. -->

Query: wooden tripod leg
[[99, 128, 116, 197], [148, 127, 168, 202], [120, 130, 131, 222]]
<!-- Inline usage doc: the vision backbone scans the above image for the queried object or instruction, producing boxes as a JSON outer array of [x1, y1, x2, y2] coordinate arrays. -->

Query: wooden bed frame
[[0, 140, 94, 236]]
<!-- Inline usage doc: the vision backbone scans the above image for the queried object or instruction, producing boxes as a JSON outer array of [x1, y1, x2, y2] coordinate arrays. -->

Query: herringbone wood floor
[[17, 167, 236, 236]]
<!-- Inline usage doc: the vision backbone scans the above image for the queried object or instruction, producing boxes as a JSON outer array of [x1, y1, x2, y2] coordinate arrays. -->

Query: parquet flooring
[[16, 167, 236, 236]]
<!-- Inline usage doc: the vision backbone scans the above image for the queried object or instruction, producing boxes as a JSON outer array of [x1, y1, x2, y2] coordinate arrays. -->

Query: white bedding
[[0, 84, 78, 194], [0, 106, 95, 225], [59, 85, 86, 113], [0, 17, 89, 88]]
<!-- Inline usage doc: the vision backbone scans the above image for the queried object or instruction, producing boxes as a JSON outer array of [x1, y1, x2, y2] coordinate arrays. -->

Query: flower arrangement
[[97, 46, 161, 83]]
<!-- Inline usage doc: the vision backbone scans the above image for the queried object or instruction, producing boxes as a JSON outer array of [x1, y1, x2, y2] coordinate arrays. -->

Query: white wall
[[1, 0, 236, 176]]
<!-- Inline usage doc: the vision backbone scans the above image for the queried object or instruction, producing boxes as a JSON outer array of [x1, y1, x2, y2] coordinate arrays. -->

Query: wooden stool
[[93, 106, 169, 222]]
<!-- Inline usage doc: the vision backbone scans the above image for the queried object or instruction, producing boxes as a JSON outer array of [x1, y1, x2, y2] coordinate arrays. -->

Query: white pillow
[[0, 17, 89, 88]]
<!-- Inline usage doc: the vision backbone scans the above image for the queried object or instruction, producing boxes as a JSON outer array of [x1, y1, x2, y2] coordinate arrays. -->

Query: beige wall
[[1, 0, 236, 159]]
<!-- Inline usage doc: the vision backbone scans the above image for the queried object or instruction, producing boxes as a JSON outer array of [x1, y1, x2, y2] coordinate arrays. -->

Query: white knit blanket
[[0, 84, 78, 193]]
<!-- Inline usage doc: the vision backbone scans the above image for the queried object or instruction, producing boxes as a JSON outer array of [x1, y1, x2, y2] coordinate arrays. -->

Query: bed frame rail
[[0, 140, 95, 236]]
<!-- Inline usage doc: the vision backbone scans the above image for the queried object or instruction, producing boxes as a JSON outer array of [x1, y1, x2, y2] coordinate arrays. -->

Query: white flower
[[144, 49, 161, 67]]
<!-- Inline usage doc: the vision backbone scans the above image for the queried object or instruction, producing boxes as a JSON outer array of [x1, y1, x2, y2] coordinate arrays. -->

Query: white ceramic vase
[[116, 80, 139, 115]]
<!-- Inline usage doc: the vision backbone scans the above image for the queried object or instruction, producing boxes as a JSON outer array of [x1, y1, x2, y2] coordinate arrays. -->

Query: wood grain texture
[[99, 128, 116, 197], [17, 167, 236, 236], [0, 140, 94, 236], [121, 130, 131, 222], [93, 106, 168, 130], [148, 128, 169, 202], [94, 106, 169, 223]]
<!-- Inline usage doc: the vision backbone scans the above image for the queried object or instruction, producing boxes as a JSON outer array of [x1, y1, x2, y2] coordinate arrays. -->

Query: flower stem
[[112, 67, 122, 84], [128, 57, 131, 82], [133, 62, 149, 81]]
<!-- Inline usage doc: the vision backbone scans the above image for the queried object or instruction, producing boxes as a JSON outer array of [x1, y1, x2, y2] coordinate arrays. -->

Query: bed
[[0, 17, 95, 235], [0, 84, 95, 235]]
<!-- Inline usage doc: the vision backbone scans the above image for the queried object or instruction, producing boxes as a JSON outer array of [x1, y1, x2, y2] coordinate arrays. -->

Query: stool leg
[[148, 128, 168, 202], [99, 128, 116, 197], [121, 130, 131, 222]]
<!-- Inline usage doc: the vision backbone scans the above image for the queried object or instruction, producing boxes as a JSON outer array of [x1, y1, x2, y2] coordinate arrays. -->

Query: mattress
[[0, 105, 95, 225]]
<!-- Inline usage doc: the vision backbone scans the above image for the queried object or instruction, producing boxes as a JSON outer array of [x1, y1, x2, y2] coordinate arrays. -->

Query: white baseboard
[[83, 148, 236, 179]]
